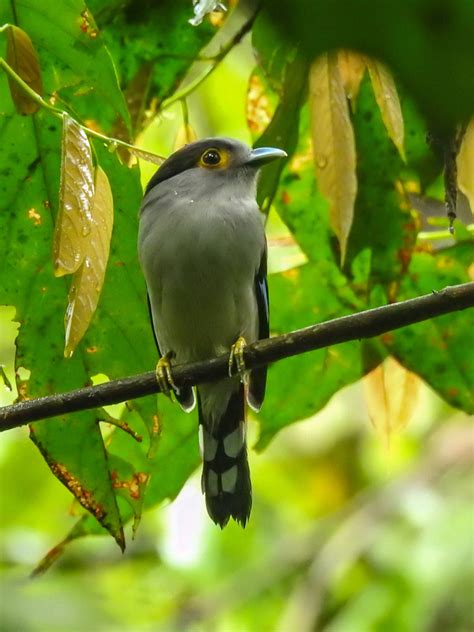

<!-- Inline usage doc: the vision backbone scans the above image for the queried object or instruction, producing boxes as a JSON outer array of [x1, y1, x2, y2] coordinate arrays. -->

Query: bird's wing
[[248, 244, 269, 411], [147, 293, 195, 412], [147, 293, 163, 358]]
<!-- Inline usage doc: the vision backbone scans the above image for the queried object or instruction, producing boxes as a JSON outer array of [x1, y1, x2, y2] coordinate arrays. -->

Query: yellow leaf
[[6, 25, 43, 114], [309, 53, 357, 264], [337, 50, 366, 107], [64, 167, 114, 357], [54, 114, 94, 277], [367, 59, 405, 161], [364, 356, 420, 445], [457, 119, 474, 216], [174, 123, 198, 150]]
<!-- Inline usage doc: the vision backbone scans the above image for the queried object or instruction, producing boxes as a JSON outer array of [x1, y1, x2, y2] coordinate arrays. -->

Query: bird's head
[[145, 137, 287, 196]]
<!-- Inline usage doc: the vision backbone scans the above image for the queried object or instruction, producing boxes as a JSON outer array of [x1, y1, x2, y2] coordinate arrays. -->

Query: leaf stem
[[0, 57, 165, 160]]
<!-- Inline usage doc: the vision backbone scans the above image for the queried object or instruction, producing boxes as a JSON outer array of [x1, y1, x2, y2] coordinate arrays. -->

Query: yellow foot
[[155, 353, 177, 398], [228, 336, 248, 382]]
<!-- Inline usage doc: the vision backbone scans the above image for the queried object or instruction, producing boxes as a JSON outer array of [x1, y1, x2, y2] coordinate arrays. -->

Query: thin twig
[[1, 282, 473, 431]]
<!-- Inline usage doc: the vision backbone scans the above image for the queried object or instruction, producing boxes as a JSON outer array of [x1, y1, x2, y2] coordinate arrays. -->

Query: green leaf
[[257, 261, 363, 449], [252, 13, 308, 213], [347, 76, 417, 285], [0, 0, 215, 551], [41, 396, 200, 554], [255, 55, 308, 214], [87, 0, 216, 134], [0, 101, 144, 548], [30, 413, 125, 548], [0, 0, 130, 131], [385, 249, 474, 413]]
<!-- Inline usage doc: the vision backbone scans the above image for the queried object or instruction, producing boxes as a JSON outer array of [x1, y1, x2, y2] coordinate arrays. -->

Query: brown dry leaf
[[174, 123, 198, 150], [64, 166, 114, 357], [309, 53, 357, 264], [128, 147, 165, 166], [53, 114, 94, 277], [457, 119, 474, 215], [364, 356, 420, 445], [337, 50, 366, 107], [366, 59, 406, 161], [6, 24, 43, 114]]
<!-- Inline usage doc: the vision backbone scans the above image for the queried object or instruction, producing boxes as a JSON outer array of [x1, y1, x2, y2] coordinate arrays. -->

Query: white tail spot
[[221, 465, 238, 493], [199, 425, 218, 461], [223, 422, 245, 458], [206, 469, 219, 496]]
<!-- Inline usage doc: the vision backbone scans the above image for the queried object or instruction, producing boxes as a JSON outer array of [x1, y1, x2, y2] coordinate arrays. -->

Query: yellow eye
[[200, 148, 222, 167]]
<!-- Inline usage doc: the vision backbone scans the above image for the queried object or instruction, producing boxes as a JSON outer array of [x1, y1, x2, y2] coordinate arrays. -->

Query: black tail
[[198, 384, 251, 528]]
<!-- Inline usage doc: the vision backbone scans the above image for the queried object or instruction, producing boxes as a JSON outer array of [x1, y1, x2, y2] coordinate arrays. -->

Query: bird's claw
[[228, 336, 248, 382], [155, 353, 178, 399]]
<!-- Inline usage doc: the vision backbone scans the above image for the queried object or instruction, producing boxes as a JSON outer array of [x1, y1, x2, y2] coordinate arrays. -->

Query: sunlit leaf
[[364, 356, 420, 445], [6, 24, 43, 114], [337, 49, 366, 107], [457, 119, 474, 216], [64, 166, 113, 357], [367, 59, 406, 161], [53, 114, 94, 277], [309, 53, 357, 264]]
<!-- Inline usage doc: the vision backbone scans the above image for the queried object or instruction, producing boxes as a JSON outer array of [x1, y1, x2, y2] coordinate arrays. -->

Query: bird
[[138, 137, 287, 527]]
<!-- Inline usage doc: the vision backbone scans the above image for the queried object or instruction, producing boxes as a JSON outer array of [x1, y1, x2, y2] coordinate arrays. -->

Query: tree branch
[[1, 282, 473, 432]]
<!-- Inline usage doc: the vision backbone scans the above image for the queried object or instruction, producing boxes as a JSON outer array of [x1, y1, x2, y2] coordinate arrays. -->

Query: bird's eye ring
[[201, 149, 222, 166]]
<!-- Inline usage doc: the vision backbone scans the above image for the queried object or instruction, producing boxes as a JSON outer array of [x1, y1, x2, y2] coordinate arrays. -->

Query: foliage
[[0, 1, 473, 626]]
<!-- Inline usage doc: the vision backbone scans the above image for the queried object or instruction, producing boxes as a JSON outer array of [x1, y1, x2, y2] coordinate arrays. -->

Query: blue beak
[[246, 146, 287, 166]]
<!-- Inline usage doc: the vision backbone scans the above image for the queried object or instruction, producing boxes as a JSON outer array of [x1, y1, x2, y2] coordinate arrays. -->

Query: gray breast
[[138, 173, 265, 362]]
